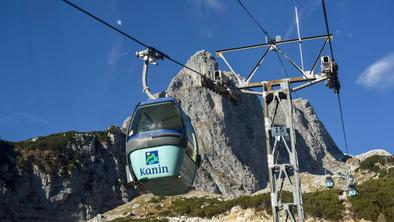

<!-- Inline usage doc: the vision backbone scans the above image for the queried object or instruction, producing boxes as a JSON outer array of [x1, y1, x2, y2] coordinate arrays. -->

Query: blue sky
[[1, 0, 393, 155]]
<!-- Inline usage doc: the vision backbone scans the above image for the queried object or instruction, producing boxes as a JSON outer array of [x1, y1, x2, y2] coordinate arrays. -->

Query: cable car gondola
[[125, 97, 199, 196], [325, 176, 334, 189], [347, 184, 358, 197]]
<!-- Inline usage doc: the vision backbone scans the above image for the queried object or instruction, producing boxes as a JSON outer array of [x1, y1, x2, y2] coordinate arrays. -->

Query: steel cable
[[337, 94, 349, 154], [235, 0, 271, 40], [322, 0, 349, 154], [62, 0, 206, 78]]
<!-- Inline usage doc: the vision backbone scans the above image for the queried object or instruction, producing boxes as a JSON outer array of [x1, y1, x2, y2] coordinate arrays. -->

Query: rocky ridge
[[0, 128, 136, 222], [355, 149, 391, 161]]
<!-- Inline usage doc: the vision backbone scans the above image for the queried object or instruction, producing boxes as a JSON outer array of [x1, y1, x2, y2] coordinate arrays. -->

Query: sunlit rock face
[[356, 149, 392, 161], [167, 50, 268, 197], [0, 128, 137, 222], [165, 50, 345, 196], [292, 98, 346, 173]]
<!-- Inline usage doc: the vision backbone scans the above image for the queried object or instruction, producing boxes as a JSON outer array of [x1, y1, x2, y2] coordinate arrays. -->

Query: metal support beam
[[263, 80, 304, 222], [291, 74, 327, 92], [238, 76, 316, 89], [216, 34, 332, 54], [215, 4, 340, 220]]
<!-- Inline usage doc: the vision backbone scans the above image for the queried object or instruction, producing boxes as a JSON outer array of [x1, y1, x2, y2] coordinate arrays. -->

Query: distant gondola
[[348, 184, 358, 197], [325, 176, 334, 189], [125, 97, 199, 196]]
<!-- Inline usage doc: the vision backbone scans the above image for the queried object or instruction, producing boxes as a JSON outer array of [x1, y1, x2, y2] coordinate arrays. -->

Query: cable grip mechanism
[[320, 56, 340, 94], [136, 48, 165, 99]]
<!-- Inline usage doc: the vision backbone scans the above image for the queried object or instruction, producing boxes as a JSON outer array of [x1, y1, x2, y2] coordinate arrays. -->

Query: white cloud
[[284, 21, 295, 40], [334, 29, 353, 39], [194, 0, 224, 11], [357, 53, 394, 91], [191, 0, 222, 40], [108, 47, 127, 65], [192, 0, 224, 17], [107, 37, 128, 66]]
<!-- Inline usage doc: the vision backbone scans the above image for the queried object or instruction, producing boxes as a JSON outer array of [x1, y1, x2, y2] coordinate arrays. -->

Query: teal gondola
[[125, 97, 199, 196], [348, 184, 358, 197], [325, 176, 334, 189]]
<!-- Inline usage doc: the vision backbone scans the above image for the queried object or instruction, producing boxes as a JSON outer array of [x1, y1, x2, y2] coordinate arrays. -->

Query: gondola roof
[[139, 97, 177, 106]]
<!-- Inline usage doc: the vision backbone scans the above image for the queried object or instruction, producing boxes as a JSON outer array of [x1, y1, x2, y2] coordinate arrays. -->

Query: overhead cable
[[62, 0, 205, 77], [337, 94, 349, 154], [321, 0, 349, 154], [235, 0, 271, 40], [322, 0, 335, 60]]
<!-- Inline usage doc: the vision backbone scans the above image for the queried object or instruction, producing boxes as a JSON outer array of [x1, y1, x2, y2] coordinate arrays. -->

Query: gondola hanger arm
[[137, 48, 165, 99]]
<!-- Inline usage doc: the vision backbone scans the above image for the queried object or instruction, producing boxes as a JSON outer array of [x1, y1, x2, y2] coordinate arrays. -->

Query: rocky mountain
[[165, 50, 346, 195], [1, 50, 347, 221], [0, 128, 136, 222], [355, 149, 392, 161], [166, 51, 268, 196]]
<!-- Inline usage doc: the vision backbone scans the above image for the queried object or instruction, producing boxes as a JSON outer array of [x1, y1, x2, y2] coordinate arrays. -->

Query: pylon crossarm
[[239, 76, 316, 89], [239, 89, 263, 95], [291, 74, 327, 92], [216, 34, 332, 54]]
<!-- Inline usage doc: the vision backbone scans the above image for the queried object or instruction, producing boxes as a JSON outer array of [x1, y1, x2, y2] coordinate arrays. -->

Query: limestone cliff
[[165, 50, 345, 195], [0, 127, 136, 222], [166, 51, 268, 196]]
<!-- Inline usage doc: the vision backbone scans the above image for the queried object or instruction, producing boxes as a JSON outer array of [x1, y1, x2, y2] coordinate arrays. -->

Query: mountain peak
[[356, 149, 392, 161]]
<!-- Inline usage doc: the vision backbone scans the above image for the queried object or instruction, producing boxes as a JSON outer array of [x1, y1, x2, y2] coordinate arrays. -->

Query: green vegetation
[[170, 193, 271, 218], [348, 154, 394, 221], [14, 131, 78, 175], [349, 177, 394, 222], [16, 131, 76, 151], [378, 167, 394, 178], [358, 155, 394, 172], [12, 126, 121, 175], [149, 197, 166, 204], [106, 172, 394, 222], [303, 189, 344, 221], [110, 218, 168, 222], [169, 190, 344, 220], [93, 125, 119, 144]]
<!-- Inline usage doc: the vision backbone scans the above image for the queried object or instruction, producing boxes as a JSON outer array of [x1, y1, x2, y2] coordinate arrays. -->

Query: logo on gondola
[[145, 151, 159, 165]]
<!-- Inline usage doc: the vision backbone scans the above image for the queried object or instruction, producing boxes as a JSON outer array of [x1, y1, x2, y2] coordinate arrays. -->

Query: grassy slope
[[350, 155, 394, 221], [110, 155, 393, 222]]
